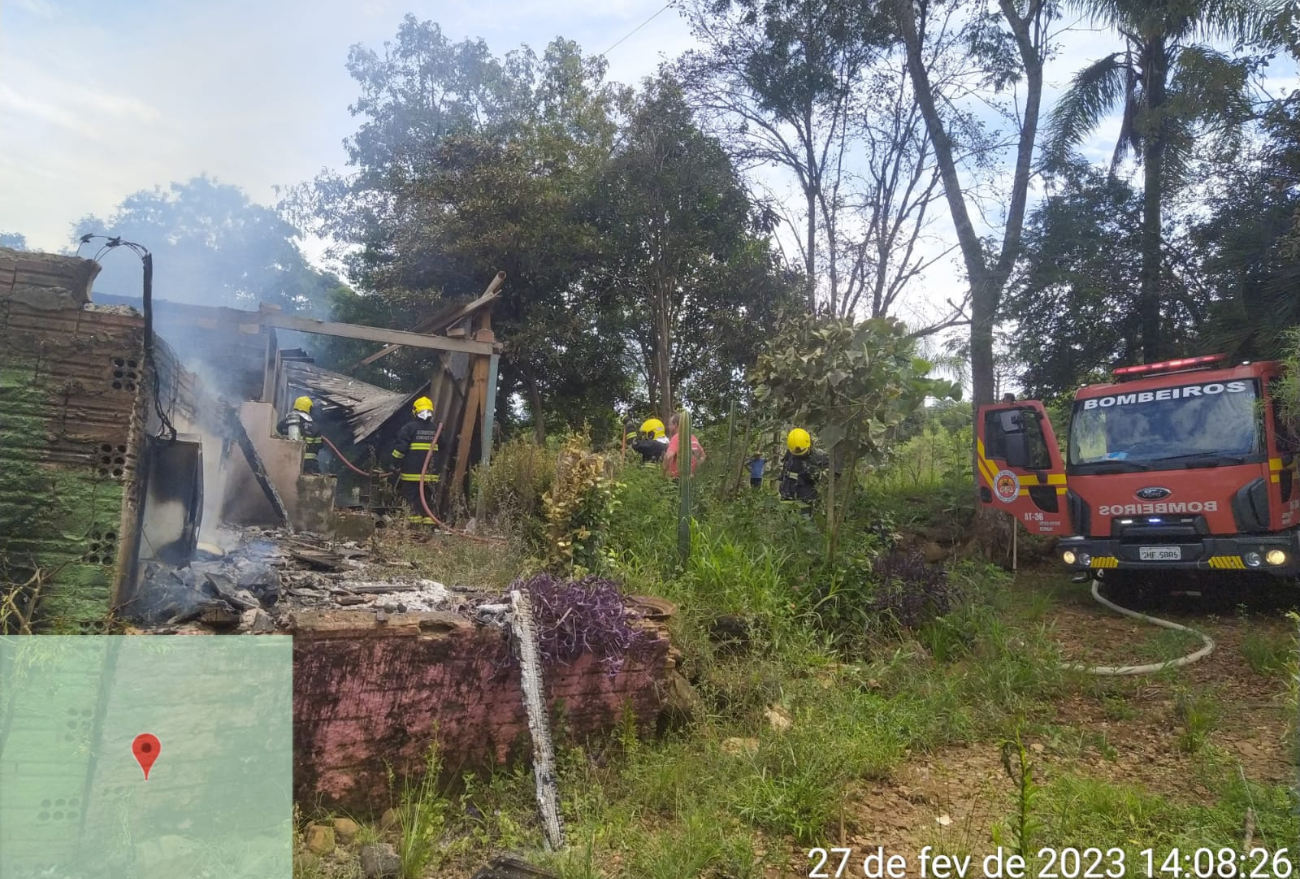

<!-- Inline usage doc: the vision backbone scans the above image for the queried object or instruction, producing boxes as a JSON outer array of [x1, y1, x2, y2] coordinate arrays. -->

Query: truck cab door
[[976, 401, 1070, 535]]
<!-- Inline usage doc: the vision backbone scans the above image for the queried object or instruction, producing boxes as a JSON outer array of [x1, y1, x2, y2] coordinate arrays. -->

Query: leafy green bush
[[541, 434, 619, 576]]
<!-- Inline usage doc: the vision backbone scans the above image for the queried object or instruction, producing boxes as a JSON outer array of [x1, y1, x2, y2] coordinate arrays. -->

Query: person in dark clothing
[[389, 396, 442, 525], [778, 428, 828, 512], [630, 418, 668, 466], [277, 396, 323, 474]]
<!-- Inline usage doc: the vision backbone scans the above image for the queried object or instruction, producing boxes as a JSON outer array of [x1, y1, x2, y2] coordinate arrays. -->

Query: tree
[[678, 0, 888, 312], [894, 0, 1053, 466], [595, 76, 800, 419], [75, 176, 341, 312], [836, 60, 953, 324], [751, 313, 960, 560], [1196, 91, 1300, 360], [0, 232, 26, 251], [1044, 0, 1276, 362], [1004, 167, 1204, 397], [296, 21, 630, 439]]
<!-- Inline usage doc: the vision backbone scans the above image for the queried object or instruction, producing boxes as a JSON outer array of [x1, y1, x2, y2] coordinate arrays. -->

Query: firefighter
[[623, 417, 640, 449], [277, 396, 323, 475], [389, 396, 442, 525], [630, 418, 669, 466], [778, 428, 828, 512]]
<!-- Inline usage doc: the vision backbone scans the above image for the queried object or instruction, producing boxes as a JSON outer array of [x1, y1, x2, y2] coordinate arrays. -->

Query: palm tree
[[1044, 0, 1276, 362]]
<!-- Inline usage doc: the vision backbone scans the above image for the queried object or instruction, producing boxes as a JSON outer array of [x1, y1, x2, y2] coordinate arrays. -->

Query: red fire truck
[[977, 355, 1300, 582]]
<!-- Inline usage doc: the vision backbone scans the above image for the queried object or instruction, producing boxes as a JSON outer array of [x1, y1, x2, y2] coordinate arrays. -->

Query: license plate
[[1139, 546, 1181, 561]]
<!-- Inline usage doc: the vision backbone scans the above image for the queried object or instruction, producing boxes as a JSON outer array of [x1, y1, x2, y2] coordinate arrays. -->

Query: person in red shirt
[[663, 412, 706, 479]]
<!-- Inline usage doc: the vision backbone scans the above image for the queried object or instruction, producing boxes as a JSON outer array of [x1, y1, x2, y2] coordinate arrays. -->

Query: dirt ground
[[785, 570, 1298, 869]]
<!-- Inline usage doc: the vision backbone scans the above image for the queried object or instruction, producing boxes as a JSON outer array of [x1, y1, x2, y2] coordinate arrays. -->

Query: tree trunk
[[805, 184, 818, 313], [1138, 36, 1169, 363], [655, 297, 674, 421], [522, 370, 546, 444], [896, 0, 1047, 559]]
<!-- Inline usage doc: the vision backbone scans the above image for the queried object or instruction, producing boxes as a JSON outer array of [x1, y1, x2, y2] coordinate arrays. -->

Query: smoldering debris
[[125, 527, 494, 632], [130, 538, 284, 627]]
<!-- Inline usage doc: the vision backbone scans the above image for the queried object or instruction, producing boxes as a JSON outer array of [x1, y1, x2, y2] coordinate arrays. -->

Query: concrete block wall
[[0, 249, 145, 631], [0, 248, 216, 632], [290, 609, 675, 812]]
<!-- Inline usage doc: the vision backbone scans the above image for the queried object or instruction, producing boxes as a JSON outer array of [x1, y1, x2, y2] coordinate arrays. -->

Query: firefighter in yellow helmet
[[630, 417, 668, 465], [277, 395, 323, 474], [778, 427, 828, 511], [388, 396, 442, 524]]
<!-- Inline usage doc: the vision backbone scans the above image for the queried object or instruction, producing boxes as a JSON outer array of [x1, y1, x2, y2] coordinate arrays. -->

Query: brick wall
[[0, 248, 209, 632], [291, 610, 677, 812]]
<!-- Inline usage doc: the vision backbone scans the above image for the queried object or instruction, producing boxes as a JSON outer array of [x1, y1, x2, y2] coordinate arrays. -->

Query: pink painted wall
[[290, 609, 674, 811]]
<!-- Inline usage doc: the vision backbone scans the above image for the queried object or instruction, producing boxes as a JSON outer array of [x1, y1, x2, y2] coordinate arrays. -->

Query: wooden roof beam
[[244, 312, 497, 356]]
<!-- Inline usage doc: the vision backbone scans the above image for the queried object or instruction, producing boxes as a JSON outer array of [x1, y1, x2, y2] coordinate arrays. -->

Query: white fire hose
[[1060, 580, 1216, 676]]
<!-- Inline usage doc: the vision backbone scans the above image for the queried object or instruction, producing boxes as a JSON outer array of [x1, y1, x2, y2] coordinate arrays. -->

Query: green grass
[[1173, 687, 1220, 754], [1240, 627, 1295, 677], [1036, 761, 1298, 857], [334, 433, 1300, 876]]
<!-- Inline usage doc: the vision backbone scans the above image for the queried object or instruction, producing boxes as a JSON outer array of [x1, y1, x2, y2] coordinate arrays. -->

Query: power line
[[600, 1, 673, 58]]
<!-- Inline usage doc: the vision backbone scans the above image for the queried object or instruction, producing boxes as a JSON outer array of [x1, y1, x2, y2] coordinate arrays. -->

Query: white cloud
[[0, 0, 693, 250]]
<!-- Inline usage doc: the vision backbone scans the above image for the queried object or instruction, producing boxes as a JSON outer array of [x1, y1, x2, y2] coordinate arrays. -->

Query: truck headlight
[[1244, 551, 1263, 568], [1266, 549, 1287, 566], [1077, 552, 1092, 567], [1062, 550, 1077, 565]]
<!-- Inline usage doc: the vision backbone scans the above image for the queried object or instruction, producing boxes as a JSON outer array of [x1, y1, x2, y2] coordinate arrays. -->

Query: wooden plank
[[353, 272, 504, 368], [451, 329, 493, 502], [219, 398, 291, 528], [246, 313, 496, 356]]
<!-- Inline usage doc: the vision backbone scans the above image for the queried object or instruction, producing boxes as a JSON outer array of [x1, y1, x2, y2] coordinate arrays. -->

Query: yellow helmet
[[640, 418, 665, 440], [787, 428, 811, 455], [293, 396, 312, 413], [413, 396, 434, 414]]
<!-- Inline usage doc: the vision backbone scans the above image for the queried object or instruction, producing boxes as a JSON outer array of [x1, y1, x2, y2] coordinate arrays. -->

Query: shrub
[[868, 550, 960, 630], [541, 434, 619, 576], [509, 572, 649, 674], [474, 437, 556, 544]]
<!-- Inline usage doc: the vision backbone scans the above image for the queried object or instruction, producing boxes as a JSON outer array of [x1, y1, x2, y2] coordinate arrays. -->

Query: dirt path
[[810, 571, 1297, 865]]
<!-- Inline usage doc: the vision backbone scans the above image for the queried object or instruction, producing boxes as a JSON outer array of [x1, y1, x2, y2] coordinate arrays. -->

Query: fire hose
[[318, 428, 497, 544], [1061, 580, 1215, 676]]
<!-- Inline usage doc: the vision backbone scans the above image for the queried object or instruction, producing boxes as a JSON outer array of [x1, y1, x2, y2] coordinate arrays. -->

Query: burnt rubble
[[126, 528, 497, 633]]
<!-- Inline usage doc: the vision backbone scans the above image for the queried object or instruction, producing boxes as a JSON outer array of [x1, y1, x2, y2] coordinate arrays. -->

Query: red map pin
[[132, 733, 161, 780]]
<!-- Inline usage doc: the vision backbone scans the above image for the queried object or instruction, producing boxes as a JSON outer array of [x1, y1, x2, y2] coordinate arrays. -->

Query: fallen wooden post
[[218, 397, 292, 529]]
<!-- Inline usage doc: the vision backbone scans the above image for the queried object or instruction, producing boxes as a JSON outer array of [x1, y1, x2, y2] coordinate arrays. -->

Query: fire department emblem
[[993, 469, 1020, 504]]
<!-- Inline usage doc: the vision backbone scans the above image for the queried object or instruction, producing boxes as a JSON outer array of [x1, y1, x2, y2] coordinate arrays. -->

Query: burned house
[[1, 250, 687, 824], [0, 247, 501, 632]]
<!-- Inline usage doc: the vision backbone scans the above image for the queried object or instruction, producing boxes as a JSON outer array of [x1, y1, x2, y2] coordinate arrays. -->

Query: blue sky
[[0, 0, 694, 251], [1, 0, 1294, 332]]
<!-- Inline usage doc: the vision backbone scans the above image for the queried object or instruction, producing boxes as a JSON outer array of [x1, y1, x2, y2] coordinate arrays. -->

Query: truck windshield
[[1069, 379, 1261, 472]]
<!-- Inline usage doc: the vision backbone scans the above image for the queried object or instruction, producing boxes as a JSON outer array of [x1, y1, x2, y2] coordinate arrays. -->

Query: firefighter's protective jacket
[[778, 449, 829, 502], [390, 418, 442, 483]]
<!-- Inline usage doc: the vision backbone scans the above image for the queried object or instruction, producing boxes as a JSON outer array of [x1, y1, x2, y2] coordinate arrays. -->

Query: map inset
[[0, 636, 293, 879]]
